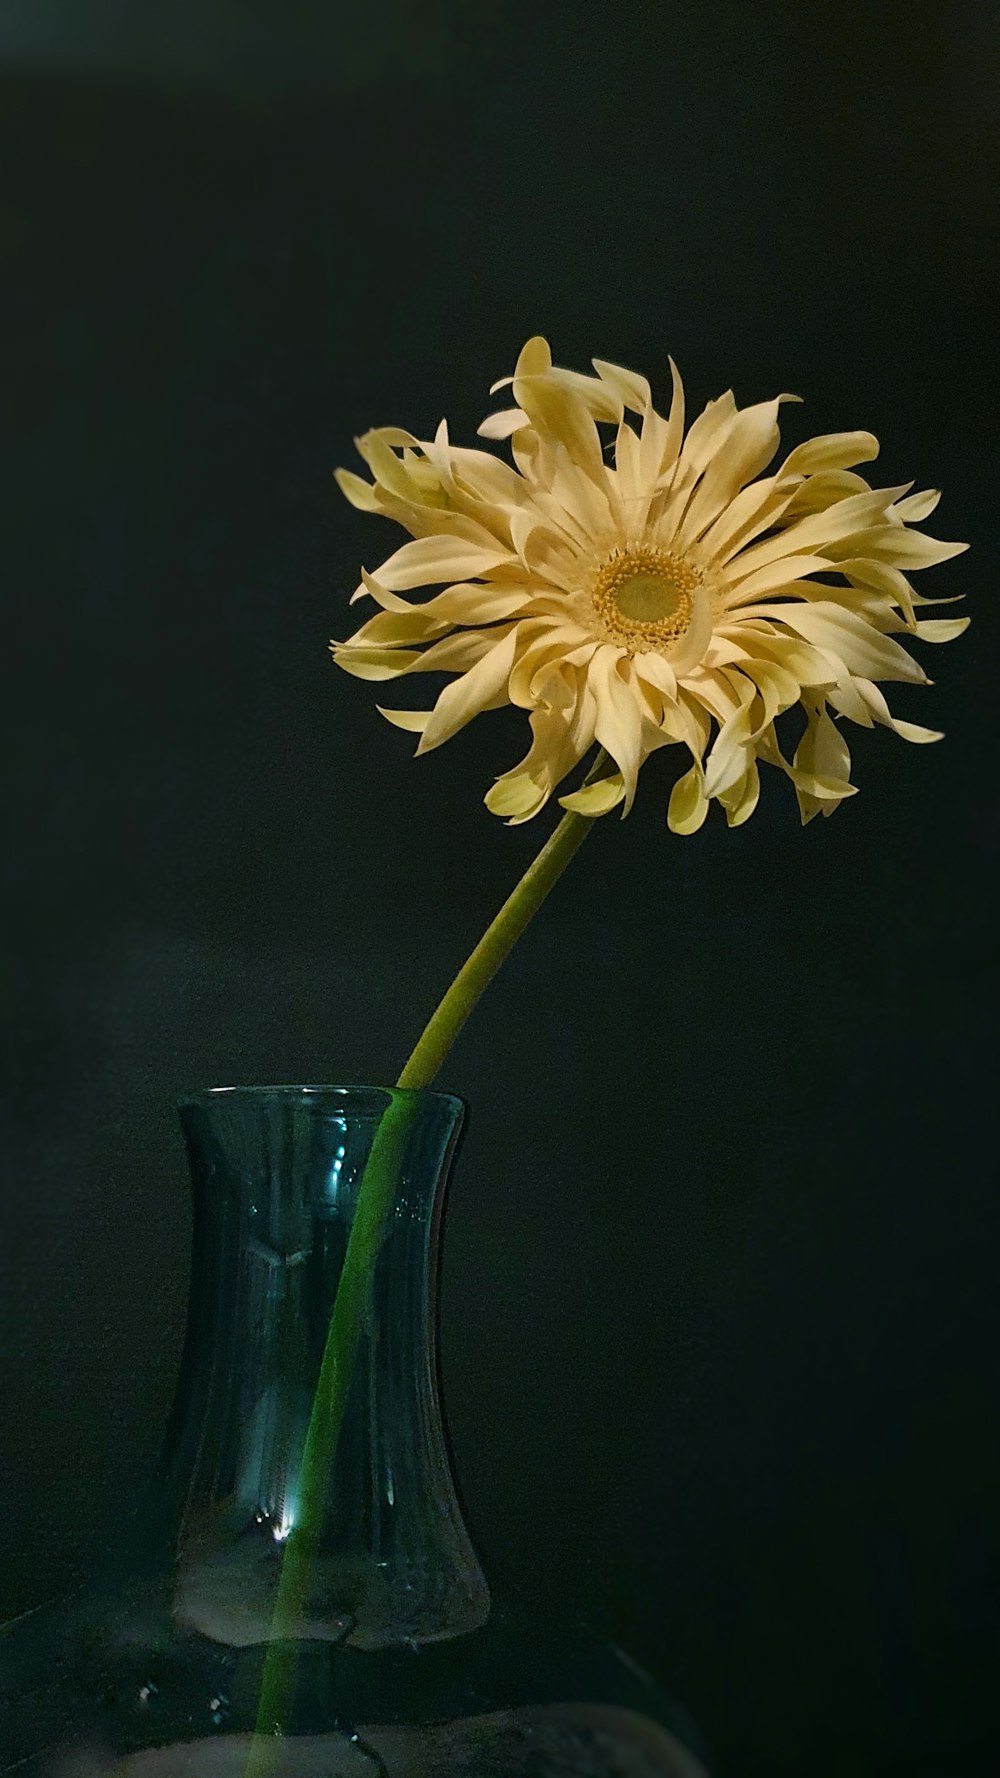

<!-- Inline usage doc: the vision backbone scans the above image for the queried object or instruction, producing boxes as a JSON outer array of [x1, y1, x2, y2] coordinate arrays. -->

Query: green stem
[[245, 1091, 418, 1772], [244, 748, 608, 1772], [397, 749, 610, 1090]]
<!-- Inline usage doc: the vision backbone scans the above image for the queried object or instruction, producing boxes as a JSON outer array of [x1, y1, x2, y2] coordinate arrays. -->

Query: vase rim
[[177, 1083, 465, 1115]]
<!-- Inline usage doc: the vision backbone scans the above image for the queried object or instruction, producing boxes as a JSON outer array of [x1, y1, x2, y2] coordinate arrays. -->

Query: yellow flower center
[[590, 548, 702, 652]]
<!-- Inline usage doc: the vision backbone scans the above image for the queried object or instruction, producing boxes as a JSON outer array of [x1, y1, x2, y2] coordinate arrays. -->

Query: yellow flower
[[331, 337, 968, 831]]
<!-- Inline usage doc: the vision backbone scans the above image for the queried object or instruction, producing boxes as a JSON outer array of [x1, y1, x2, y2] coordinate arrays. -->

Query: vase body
[[1, 1087, 707, 1776]]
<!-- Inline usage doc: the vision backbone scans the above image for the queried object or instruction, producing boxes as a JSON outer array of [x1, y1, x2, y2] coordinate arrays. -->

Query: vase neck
[[150, 1087, 488, 1652]]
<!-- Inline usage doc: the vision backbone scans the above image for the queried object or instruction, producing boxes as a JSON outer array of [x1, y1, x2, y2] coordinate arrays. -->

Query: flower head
[[331, 338, 968, 831]]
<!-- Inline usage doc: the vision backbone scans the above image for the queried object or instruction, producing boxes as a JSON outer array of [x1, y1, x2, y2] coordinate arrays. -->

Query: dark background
[[2, 3, 997, 1774]]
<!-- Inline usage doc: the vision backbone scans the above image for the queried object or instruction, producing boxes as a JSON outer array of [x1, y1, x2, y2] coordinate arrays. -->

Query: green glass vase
[[1, 1086, 707, 1776]]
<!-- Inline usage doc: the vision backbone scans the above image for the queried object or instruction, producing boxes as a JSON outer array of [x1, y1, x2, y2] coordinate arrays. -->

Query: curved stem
[[246, 1091, 417, 1773], [244, 748, 609, 1772], [397, 749, 610, 1089]]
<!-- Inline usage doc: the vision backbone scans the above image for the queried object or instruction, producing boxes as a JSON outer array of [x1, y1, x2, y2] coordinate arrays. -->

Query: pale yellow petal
[[780, 470, 876, 516], [330, 645, 424, 681], [721, 553, 834, 606], [826, 676, 876, 727], [352, 566, 416, 611], [355, 430, 426, 503], [360, 426, 420, 450], [613, 420, 643, 513], [792, 770, 858, 819], [667, 764, 709, 834], [673, 390, 739, 482], [892, 488, 941, 523], [551, 366, 622, 422], [547, 448, 616, 538], [400, 625, 519, 676], [737, 657, 801, 728], [587, 647, 645, 815], [343, 608, 449, 649], [485, 773, 550, 820], [675, 397, 788, 550], [591, 357, 651, 413], [334, 467, 381, 512], [747, 601, 928, 684], [559, 773, 627, 816], [508, 623, 594, 708], [788, 706, 857, 821], [415, 627, 521, 754], [631, 650, 678, 703], [376, 706, 433, 733], [660, 356, 686, 477], [702, 634, 752, 668], [697, 474, 796, 567], [488, 677, 597, 823], [776, 430, 879, 477], [662, 690, 712, 757], [477, 408, 529, 440], [369, 534, 517, 592], [512, 372, 607, 486], [716, 623, 838, 689], [665, 584, 716, 678], [426, 583, 539, 625], [912, 616, 970, 642], [515, 336, 553, 379], [835, 526, 969, 570], [852, 678, 943, 742], [718, 759, 760, 827], [702, 675, 757, 797], [724, 487, 901, 581], [834, 556, 919, 625], [795, 705, 851, 783], [639, 400, 671, 497]]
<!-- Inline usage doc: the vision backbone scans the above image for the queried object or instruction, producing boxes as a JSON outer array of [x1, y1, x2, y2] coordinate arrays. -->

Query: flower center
[[590, 548, 702, 652]]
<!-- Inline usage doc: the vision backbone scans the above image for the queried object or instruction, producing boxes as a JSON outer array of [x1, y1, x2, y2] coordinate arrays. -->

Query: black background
[[2, 4, 998, 1774]]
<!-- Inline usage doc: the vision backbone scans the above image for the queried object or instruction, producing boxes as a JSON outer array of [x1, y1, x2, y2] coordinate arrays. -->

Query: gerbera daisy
[[331, 337, 967, 831]]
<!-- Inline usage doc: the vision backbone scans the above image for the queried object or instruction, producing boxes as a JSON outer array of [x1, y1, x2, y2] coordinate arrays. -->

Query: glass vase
[[1, 1086, 708, 1776]]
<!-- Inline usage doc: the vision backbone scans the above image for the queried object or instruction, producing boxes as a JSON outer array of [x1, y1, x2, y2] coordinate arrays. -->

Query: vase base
[[3, 1596, 710, 1778], [38, 1704, 706, 1777]]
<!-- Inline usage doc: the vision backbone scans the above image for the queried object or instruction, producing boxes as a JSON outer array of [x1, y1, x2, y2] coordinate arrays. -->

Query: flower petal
[[748, 601, 928, 684], [721, 554, 834, 606], [329, 645, 424, 681], [777, 430, 880, 477], [668, 764, 709, 834], [660, 356, 686, 477], [343, 608, 449, 648], [892, 488, 941, 523], [725, 488, 902, 581], [911, 616, 970, 642], [738, 657, 801, 728], [852, 678, 944, 742], [717, 623, 839, 689], [512, 372, 607, 486], [376, 706, 433, 733], [415, 627, 521, 754], [718, 758, 761, 826], [477, 408, 529, 439], [515, 336, 553, 378], [559, 772, 627, 816], [587, 647, 645, 815], [334, 468, 381, 511], [676, 397, 789, 549], [702, 675, 758, 797], [368, 534, 518, 591], [591, 357, 651, 413], [835, 526, 968, 569]]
